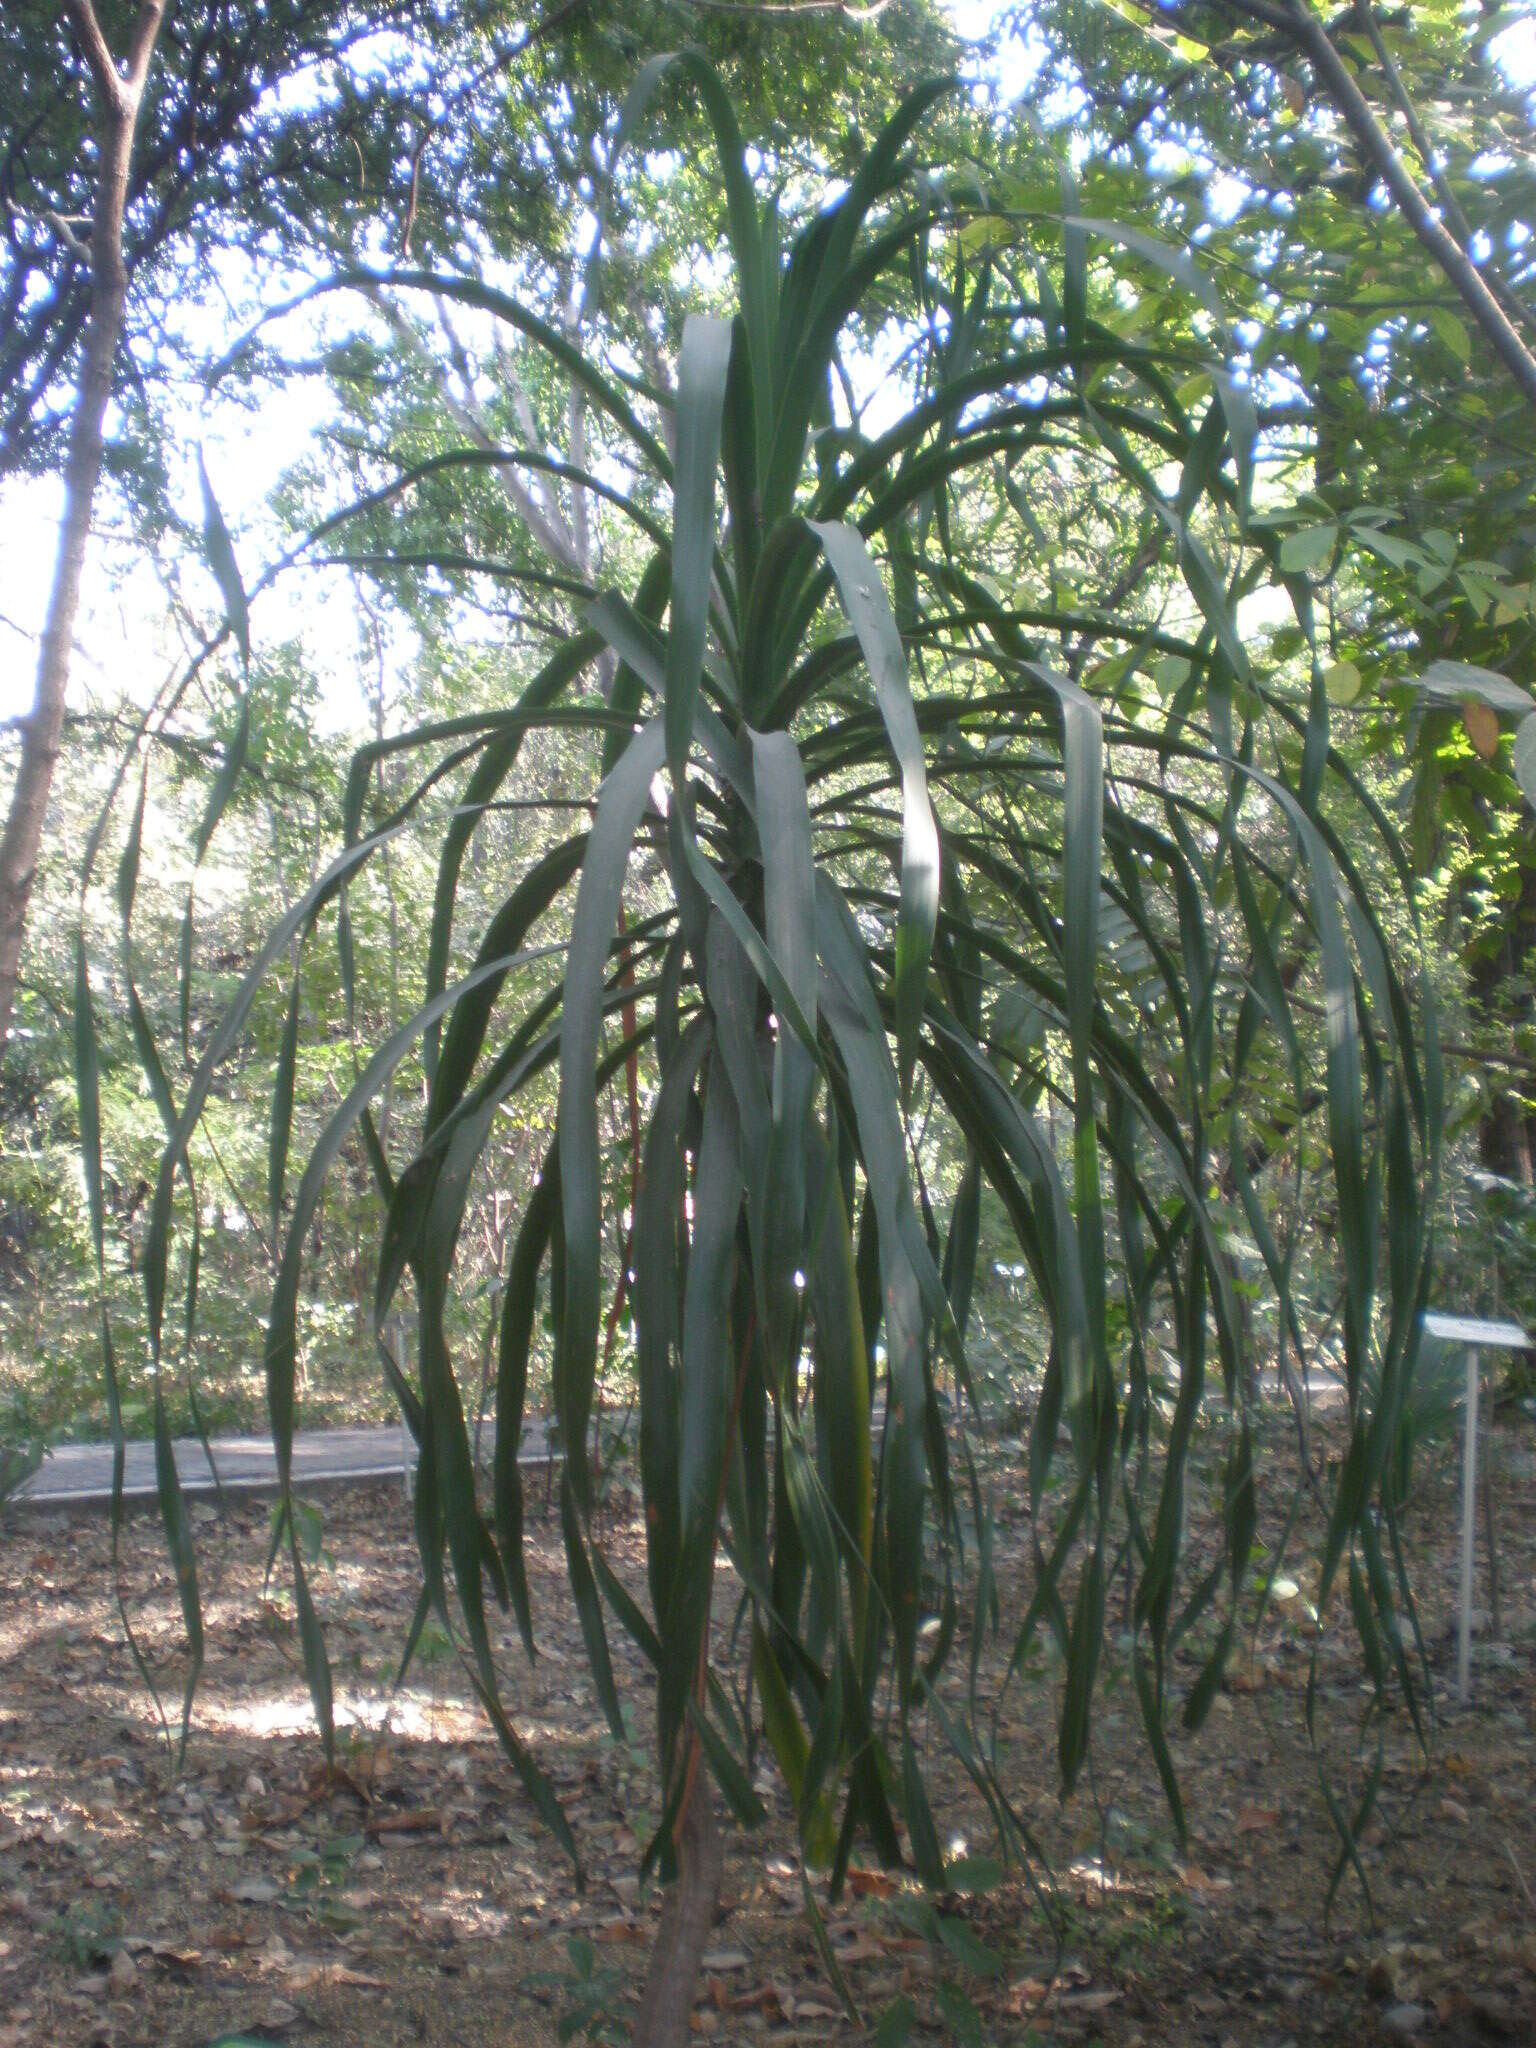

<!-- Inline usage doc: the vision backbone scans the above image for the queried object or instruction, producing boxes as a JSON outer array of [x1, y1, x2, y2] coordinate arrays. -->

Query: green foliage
[[280, 1829, 366, 1929], [5, 0, 956, 498], [524, 1931, 630, 2046], [0, 1399, 43, 1507], [47, 1897, 122, 1970], [95, 59, 1443, 1949], [873, 1992, 918, 2048], [1009, 0, 1536, 1264]]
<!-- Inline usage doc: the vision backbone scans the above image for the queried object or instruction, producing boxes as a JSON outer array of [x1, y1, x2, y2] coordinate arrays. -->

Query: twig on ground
[[1504, 1838, 1536, 1920]]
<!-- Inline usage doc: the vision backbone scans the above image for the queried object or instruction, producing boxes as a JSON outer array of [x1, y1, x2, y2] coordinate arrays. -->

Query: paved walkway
[[11, 1417, 563, 1510], [11, 1374, 1343, 1513]]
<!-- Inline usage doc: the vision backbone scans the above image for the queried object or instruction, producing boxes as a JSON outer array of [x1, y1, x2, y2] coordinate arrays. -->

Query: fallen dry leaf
[[1236, 1805, 1280, 1833], [1058, 1986, 1119, 2013], [828, 1929, 890, 1963], [726, 1984, 786, 2017], [282, 1958, 387, 1991], [1463, 699, 1500, 761], [370, 1806, 445, 1835]]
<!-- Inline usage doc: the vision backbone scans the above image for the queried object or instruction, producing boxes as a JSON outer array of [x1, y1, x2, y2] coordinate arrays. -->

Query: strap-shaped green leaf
[[265, 951, 557, 1488], [180, 692, 250, 1056], [805, 1135, 872, 1653], [813, 886, 927, 1695], [493, 1144, 558, 1663], [326, 264, 669, 476], [750, 729, 820, 1384], [421, 632, 606, 1079], [75, 935, 175, 1753], [554, 718, 669, 1729], [1023, 664, 1108, 1421], [558, 719, 665, 1480], [427, 835, 587, 1131], [688, 1701, 765, 1830], [633, 1018, 710, 1621], [810, 521, 938, 1102], [665, 315, 734, 788], [268, 968, 301, 1238], [198, 448, 250, 670], [658, 1052, 743, 1763], [610, 53, 768, 444]]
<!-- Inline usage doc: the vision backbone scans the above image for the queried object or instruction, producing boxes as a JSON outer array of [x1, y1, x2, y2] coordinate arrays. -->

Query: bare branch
[[365, 285, 583, 574], [681, 0, 893, 15], [44, 210, 92, 262], [61, 0, 168, 113], [123, 0, 169, 95], [61, 0, 125, 113]]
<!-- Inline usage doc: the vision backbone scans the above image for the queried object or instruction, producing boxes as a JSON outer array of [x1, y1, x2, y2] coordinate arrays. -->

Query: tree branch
[[682, 0, 892, 14], [1214, 0, 1536, 409], [62, 0, 168, 113], [61, 0, 126, 115], [123, 0, 170, 95], [363, 285, 585, 576], [1353, 0, 1473, 252]]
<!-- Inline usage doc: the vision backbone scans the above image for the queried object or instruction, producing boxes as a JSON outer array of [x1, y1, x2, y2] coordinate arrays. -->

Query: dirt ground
[[3, 1401, 1535, 2048]]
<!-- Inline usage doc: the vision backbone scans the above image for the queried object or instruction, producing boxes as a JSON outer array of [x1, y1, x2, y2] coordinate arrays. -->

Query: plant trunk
[[1468, 852, 1536, 1189], [0, 1, 166, 1051], [631, 1776, 722, 2048]]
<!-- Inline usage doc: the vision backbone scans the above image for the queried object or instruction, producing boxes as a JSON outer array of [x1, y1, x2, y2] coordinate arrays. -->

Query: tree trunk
[[1467, 849, 1536, 1189], [631, 1775, 723, 2048], [0, 0, 167, 1052]]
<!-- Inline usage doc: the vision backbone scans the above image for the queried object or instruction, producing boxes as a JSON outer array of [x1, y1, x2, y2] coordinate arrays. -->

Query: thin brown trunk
[[0, 0, 168, 1050], [1467, 852, 1536, 1187], [631, 1774, 723, 2048], [632, 1308, 757, 2044]]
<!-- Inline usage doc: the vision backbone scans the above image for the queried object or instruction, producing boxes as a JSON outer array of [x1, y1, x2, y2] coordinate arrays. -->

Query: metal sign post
[[1421, 1311, 1530, 1701]]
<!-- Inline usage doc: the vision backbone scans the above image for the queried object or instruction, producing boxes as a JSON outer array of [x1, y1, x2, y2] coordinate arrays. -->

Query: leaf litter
[[1, 1401, 1535, 2045]]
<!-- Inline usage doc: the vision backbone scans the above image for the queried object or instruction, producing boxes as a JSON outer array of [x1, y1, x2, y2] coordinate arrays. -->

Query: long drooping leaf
[[665, 317, 735, 788], [750, 730, 820, 1385], [811, 520, 939, 1102]]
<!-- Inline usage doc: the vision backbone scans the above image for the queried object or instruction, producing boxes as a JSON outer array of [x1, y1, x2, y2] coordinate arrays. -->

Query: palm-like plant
[[107, 61, 1436, 2046]]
